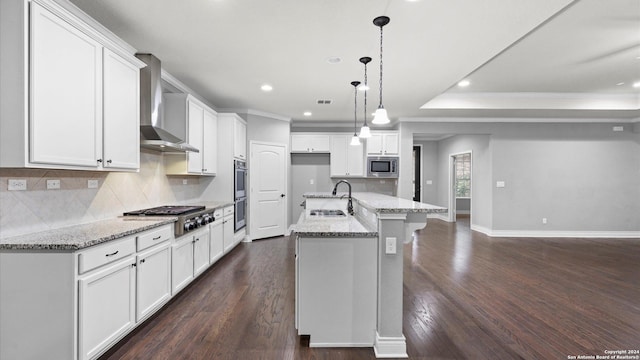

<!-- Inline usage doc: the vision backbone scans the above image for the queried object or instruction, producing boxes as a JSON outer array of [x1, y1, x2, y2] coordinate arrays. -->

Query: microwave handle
[[392, 161, 397, 173]]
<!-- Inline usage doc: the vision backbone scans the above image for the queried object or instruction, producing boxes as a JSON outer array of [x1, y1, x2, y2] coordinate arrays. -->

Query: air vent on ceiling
[[317, 99, 332, 105]]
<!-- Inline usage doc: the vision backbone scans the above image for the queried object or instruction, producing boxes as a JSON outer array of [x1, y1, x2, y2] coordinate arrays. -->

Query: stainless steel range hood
[[136, 54, 199, 153]]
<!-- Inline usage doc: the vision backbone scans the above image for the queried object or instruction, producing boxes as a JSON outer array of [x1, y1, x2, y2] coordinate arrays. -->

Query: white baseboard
[[471, 225, 640, 238], [427, 213, 449, 222], [373, 332, 408, 358]]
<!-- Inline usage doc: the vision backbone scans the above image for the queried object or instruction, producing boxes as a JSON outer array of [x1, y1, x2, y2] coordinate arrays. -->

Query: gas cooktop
[[123, 205, 205, 216]]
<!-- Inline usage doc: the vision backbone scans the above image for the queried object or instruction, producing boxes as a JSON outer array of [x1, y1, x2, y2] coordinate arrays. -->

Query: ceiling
[[68, 0, 640, 124]]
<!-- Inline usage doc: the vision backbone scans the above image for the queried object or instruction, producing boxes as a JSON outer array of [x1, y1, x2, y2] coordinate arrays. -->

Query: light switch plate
[[426, 180, 433, 185], [385, 237, 397, 254], [496, 181, 506, 188]]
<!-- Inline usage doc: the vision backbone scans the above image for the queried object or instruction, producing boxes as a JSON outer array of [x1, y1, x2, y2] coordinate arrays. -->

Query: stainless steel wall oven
[[234, 160, 247, 231]]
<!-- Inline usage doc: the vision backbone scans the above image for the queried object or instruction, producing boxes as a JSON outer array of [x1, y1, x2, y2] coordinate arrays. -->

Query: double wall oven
[[234, 160, 247, 231]]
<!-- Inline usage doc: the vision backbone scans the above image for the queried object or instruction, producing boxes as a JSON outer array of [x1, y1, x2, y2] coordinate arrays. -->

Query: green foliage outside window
[[455, 153, 471, 198]]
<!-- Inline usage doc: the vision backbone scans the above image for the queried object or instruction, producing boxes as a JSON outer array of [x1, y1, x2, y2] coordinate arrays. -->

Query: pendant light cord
[[354, 85, 358, 135], [363, 62, 368, 125], [378, 25, 384, 107]]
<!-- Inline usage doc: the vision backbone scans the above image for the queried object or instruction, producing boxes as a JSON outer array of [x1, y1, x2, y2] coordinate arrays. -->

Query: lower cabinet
[[172, 227, 210, 294], [209, 216, 225, 264], [223, 213, 235, 253], [78, 256, 136, 360], [136, 242, 171, 321]]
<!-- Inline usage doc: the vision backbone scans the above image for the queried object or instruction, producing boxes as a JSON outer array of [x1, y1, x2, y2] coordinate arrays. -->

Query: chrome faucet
[[332, 180, 354, 216]]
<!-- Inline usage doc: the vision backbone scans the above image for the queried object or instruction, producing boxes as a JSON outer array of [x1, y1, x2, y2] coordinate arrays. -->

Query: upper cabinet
[[0, 0, 145, 171], [366, 131, 399, 156], [291, 134, 330, 153], [218, 113, 247, 161], [164, 94, 218, 176], [330, 135, 364, 177]]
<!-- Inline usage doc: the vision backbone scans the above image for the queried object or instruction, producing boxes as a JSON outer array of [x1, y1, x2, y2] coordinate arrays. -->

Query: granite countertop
[[0, 217, 177, 251], [303, 192, 448, 214], [290, 213, 377, 238]]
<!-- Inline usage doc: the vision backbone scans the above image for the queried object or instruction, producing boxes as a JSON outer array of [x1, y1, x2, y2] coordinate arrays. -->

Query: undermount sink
[[309, 209, 346, 217]]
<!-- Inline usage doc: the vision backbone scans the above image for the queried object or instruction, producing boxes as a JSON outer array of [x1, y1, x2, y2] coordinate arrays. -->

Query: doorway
[[249, 141, 288, 240], [449, 151, 472, 223], [413, 145, 421, 202]]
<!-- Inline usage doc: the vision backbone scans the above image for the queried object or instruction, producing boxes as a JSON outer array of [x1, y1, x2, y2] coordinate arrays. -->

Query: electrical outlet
[[385, 237, 397, 254], [88, 180, 99, 189], [183, 179, 188, 185], [542, 218, 547, 224], [46, 179, 60, 190], [309, 179, 314, 185], [8, 179, 27, 191]]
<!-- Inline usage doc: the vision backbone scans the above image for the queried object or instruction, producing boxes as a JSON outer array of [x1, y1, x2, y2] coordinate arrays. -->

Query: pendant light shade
[[358, 57, 372, 138], [350, 81, 361, 146], [372, 16, 390, 125]]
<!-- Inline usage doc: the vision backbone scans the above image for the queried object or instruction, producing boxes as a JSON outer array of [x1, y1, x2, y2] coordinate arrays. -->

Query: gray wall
[[399, 121, 640, 233]]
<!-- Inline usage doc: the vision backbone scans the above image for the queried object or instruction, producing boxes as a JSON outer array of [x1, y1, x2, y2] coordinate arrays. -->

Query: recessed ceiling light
[[457, 79, 470, 87], [633, 81, 640, 88], [616, 82, 625, 86], [326, 57, 342, 64], [303, 112, 312, 116], [261, 84, 273, 92]]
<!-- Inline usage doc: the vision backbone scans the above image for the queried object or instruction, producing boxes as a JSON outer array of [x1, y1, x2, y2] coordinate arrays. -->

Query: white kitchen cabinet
[[164, 94, 218, 176], [171, 233, 195, 294], [291, 134, 331, 153], [78, 256, 136, 360], [102, 48, 140, 170], [209, 210, 225, 264], [193, 228, 210, 276], [223, 206, 236, 253], [234, 120, 247, 160], [171, 227, 210, 294], [366, 131, 399, 156], [330, 135, 364, 177], [0, 0, 144, 171], [136, 242, 171, 322], [29, 2, 102, 168]]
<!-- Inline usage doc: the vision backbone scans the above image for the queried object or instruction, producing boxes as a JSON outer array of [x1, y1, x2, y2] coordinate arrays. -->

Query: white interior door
[[250, 141, 287, 240]]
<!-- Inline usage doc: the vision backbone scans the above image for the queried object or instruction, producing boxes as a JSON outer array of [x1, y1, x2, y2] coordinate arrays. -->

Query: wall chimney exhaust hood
[[136, 54, 199, 153]]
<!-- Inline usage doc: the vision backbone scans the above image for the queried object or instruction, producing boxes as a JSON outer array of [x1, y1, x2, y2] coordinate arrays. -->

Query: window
[[455, 153, 471, 198]]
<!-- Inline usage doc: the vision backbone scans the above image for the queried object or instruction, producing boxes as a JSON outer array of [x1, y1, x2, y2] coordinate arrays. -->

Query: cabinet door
[[78, 256, 136, 360], [234, 120, 247, 160], [193, 229, 210, 276], [346, 140, 364, 176], [136, 243, 171, 322], [187, 100, 204, 174], [171, 236, 194, 294], [382, 133, 399, 155], [330, 135, 348, 176], [223, 216, 235, 253], [291, 135, 311, 152], [202, 110, 217, 175], [366, 134, 383, 155], [103, 49, 140, 170], [30, 3, 102, 167], [311, 135, 331, 152], [209, 220, 224, 264]]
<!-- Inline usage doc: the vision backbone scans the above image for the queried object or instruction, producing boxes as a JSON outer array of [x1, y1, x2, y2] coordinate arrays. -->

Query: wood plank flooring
[[100, 217, 640, 359]]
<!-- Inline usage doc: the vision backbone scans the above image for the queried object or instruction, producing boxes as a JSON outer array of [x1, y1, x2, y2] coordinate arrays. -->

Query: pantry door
[[250, 141, 287, 240]]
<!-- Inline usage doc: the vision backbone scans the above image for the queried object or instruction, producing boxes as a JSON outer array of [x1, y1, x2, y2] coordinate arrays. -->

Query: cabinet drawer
[[223, 206, 234, 216], [78, 236, 136, 274], [137, 225, 173, 252]]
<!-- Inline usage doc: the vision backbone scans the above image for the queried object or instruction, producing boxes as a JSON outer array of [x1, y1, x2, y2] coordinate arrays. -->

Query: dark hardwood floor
[[100, 217, 640, 359]]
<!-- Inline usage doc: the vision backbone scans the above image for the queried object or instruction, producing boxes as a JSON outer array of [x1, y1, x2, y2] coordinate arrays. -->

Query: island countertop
[[303, 192, 447, 214], [0, 217, 177, 251], [291, 212, 377, 238]]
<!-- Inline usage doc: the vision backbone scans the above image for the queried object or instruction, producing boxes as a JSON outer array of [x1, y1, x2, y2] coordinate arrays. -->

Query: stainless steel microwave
[[367, 156, 398, 178]]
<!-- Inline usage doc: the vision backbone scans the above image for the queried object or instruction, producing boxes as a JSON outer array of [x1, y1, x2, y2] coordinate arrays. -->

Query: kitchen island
[[291, 191, 446, 358]]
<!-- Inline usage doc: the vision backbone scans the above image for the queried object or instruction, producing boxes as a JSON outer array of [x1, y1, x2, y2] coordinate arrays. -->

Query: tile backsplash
[[0, 150, 217, 238]]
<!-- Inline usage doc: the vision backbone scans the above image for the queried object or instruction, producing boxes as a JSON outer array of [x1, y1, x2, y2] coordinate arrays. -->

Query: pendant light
[[358, 57, 372, 138], [372, 16, 390, 125], [350, 81, 361, 146]]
